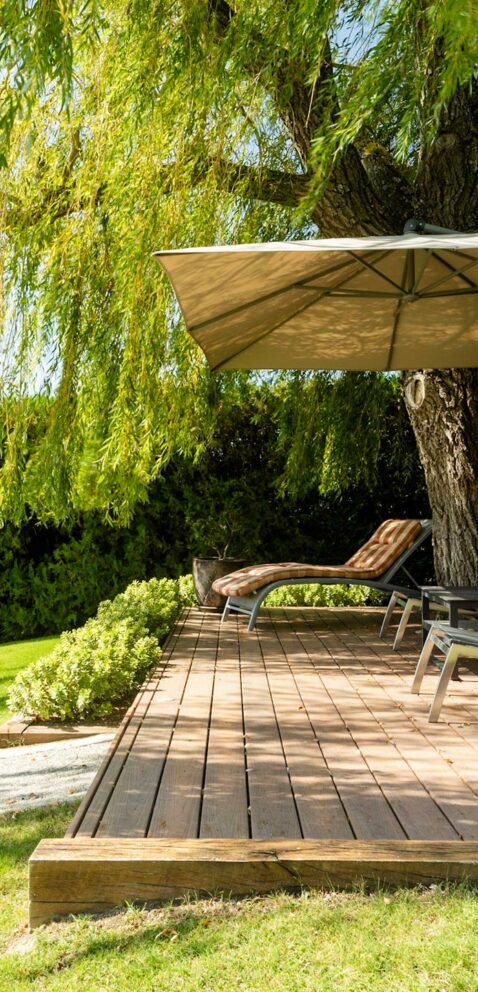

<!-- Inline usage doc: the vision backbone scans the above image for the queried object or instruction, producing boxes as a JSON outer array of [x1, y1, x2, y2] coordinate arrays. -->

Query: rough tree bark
[[402, 371, 478, 583], [400, 85, 478, 584]]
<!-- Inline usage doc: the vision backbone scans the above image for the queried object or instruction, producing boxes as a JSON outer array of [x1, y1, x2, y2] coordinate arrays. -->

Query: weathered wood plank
[[30, 837, 478, 927], [294, 611, 458, 841], [276, 615, 405, 840], [68, 686, 153, 838], [318, 609, 478, 839], [262, 620, 353, 839], [238, 621, 302, 839], [70, 609, 191, 837], [147, 613, 219, 837], [199, 618, 249, 839], [96, 612, 204, 837]]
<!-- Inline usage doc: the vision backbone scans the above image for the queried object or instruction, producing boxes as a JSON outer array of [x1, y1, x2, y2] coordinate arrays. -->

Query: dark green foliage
[[0, 379, 430, 643]]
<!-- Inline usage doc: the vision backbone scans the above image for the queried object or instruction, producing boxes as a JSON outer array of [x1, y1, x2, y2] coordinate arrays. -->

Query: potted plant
[[188, 485, 255, 609]]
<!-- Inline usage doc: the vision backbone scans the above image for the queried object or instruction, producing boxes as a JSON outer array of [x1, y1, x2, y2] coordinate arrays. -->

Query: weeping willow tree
[[1, 0, 478, 581]]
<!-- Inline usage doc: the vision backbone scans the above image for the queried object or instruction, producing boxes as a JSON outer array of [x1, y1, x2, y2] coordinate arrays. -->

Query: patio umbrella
[[153, 230, 478, 371]]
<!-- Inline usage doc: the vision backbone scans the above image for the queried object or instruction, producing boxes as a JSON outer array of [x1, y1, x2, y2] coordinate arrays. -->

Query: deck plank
[[95, 611, 204, 837], [289, 612, 458, 841], [147, 611, 219, 838], [238, 622, 302, 839], [274, 615, 406, 840], [310, 609, 478, 840], [72, 610, 193, 837], [261, 620, 353, 839], [199, 619, 249, 839]]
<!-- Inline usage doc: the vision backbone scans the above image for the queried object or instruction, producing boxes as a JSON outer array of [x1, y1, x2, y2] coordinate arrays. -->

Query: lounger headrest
[[346, 519, 422, 570], [374, 519, 422, 545]]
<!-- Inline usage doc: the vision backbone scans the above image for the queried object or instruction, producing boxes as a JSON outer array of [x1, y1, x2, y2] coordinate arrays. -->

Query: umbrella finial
[[403, 218, 426, 234]]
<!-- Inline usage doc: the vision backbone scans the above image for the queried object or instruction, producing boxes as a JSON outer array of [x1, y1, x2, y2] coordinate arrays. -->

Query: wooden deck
[[30, 606, 478, 925]]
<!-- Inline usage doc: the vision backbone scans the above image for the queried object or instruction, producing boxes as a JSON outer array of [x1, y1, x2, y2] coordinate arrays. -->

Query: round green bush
[[96, 577, 182, 641], [8, 576, 186, 721], [8, 617, 160, 721]]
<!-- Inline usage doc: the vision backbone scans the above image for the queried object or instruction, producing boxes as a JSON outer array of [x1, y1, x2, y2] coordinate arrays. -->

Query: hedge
[[8, 577, 195, 722]]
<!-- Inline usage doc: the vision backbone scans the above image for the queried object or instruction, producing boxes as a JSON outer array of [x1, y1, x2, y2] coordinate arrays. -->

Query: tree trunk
[[402, 369, 478, 584]]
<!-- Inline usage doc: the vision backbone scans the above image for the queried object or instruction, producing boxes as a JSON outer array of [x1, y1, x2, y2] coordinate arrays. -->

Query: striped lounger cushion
[[212, 519, 422, 599]]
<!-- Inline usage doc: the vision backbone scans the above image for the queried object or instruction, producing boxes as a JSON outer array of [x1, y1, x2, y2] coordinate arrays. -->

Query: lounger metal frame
[[411, 620, 478, 721], [221, 519, 432, 631]]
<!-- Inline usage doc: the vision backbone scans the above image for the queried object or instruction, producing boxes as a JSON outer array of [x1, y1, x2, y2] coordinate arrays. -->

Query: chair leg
[[411, 627, 440, 694], [380, 591, 399, 638], [393, 598, 417, 650], [428, 645, 461, 722], [247, 597, 263, 632], [221, 599, 231, 623], [247, 608, 258, 632]]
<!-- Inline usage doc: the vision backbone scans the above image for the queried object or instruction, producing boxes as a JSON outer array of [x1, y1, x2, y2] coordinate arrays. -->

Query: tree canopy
[[1, 2, 478, 547]]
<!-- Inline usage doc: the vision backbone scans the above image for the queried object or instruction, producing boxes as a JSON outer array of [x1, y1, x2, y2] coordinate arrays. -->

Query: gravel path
[[0, 734, 114, 813]]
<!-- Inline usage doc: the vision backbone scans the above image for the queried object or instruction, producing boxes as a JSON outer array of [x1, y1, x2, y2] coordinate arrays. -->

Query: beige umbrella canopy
[[154, 232, 478, 371]]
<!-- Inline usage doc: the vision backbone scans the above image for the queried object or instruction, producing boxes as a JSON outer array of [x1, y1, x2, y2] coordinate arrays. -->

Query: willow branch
[[5, 157, 308, 231], [195, 158, 310, 207], [207, 0, 412, 234]]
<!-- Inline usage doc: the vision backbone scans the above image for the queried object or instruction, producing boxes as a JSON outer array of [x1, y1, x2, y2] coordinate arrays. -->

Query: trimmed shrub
[[178, 573, 196, 606], [96, 578, 181, 641], [8, 618, 160, 721], [266, 583, 386, 608], [8, 577, 185, 722]]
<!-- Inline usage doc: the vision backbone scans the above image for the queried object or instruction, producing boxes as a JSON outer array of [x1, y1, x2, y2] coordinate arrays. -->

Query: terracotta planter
[[192, 557, 246, 610]]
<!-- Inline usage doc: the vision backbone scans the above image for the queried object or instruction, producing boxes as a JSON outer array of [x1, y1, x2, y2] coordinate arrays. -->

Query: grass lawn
[[2, 806, 478, 990], [0, 637, 60, 724]]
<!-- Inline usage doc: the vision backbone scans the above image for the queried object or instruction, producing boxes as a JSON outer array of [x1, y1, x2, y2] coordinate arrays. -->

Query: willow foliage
[[1, 1, 476, 523]]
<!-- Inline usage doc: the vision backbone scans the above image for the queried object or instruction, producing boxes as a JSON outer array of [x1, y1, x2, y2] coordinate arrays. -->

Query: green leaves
[[1, 0, 476, 522], [0, 1, 103, 164], [7, 575, 184, 720], [276, 371, 405, 498]]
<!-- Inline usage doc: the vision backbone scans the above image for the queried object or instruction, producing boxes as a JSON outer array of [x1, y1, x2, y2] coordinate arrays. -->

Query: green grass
[[0, 637, 60, 724], [2, 806, 478, 991]]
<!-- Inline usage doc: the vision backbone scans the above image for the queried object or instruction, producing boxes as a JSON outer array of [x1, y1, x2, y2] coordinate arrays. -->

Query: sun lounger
[[380, 591, 447, 649], [213, 518, 432, 631], [411, 620, 478, 721]]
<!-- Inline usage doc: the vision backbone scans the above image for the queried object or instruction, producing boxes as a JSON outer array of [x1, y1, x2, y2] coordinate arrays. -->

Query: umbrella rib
[[211, 259, 378, 372], [421, 287, 478, 298], [386, 299, 403, 371], [419, 252, 478, 294], [320, 289, 399, 298], [385, 253, 409, 370], [346, 251, 405, 293], [413, 249, 429, 293]]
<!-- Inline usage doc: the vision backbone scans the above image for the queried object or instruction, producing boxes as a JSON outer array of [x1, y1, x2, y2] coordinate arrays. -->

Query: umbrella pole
[[403, 217, 461, 235]]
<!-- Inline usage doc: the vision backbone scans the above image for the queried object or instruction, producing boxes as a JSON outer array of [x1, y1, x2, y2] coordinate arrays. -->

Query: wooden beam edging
[[29, 838, 478, 927]]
